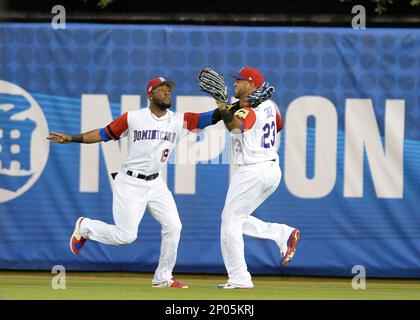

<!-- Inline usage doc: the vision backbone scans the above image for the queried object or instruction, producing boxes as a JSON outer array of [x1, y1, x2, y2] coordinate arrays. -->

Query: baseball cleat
[[152, 277, 188, 288], [280, 228, 300, 266], [217, 283, 253, 289], [70, 217, 87, 255]]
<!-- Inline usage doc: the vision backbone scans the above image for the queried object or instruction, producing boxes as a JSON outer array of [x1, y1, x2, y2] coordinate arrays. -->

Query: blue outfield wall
[[0, 23, 420, 278]]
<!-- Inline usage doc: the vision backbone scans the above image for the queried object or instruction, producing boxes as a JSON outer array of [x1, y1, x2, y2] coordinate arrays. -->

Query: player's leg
[[243, 216, 295, 248], [241, 164, 288, 244], [146, 177, 186, 288], [220, 165, 277, 288], [78, 172, 147, 246], [243, 216, 295, 252], [242, 162, 300, 265]]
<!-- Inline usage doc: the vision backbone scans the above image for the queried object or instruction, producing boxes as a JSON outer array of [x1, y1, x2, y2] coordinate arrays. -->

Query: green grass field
[[1, 271, 420, 300]]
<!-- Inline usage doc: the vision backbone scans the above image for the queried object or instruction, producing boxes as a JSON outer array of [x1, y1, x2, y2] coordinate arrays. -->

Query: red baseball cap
[[231, 66, 264, 88], [147, 77, 176, 94]]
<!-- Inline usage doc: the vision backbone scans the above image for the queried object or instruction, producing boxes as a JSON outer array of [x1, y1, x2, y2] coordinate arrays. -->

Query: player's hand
[[216, 100, 226, 110], [47, 132, 72, 144], [247, 82, 275, 108]]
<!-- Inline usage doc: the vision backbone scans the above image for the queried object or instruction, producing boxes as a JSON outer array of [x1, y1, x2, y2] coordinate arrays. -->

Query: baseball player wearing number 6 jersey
[[215, 67, 301, 289], [47, 77, 211, 289]]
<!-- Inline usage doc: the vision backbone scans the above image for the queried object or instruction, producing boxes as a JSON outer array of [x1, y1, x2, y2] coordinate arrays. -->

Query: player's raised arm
[[183, 101, 243, 132], [216, 100, 243, 133], [47, 129, 102, 144]]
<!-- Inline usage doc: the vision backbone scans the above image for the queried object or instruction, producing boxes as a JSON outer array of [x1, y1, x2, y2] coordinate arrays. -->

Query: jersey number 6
[[161, 149, 169, 162]]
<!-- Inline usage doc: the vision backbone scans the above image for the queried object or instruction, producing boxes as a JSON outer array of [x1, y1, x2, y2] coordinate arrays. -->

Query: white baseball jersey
[[84, 107, 201, 285], [103, 108, 200, 174], [230, 100, 283, 166]]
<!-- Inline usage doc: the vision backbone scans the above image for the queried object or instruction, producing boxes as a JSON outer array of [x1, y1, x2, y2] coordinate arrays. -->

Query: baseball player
[[201, 66, 301, 289], [47, 77, 213, 289]]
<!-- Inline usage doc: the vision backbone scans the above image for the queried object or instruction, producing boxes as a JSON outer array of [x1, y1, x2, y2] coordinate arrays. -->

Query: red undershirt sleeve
[[105, 112, 128, 140]]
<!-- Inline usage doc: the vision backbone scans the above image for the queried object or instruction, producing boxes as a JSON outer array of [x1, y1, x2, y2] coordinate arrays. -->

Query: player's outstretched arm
[[186, 101, 240, 131], [47, 129, 102, 144]]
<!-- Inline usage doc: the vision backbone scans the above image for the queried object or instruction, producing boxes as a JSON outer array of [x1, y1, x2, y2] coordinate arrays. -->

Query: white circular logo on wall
[[0, 80, 50, 203]]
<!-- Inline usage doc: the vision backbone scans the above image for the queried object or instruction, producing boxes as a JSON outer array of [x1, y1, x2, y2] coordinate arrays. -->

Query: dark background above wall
[[1, 0, 420, 26]]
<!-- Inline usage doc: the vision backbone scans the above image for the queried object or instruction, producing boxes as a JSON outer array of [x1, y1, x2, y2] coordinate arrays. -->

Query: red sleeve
[[105, 112, 128, 140], [276, 111, 283, 132], [183, 112, 200, 132], [234, 107, 256, 132]]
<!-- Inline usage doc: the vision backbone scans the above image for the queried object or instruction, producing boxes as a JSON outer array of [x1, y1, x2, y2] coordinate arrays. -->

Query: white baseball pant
[[221, 160, 295, 288], [79, 170, 182, 284]]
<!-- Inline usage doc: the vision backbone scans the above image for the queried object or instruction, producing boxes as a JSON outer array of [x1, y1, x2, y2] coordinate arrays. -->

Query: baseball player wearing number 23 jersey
[[216, 67, 301, 289], [47, 77, 210, 289]]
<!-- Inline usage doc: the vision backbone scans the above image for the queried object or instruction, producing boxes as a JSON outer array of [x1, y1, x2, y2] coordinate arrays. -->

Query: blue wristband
[[197, 110, 215, 129], [99, 128, 112, 141]]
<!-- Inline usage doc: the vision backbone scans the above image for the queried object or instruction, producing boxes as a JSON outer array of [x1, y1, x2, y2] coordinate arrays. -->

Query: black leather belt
[[126, 170, 159, 181]]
